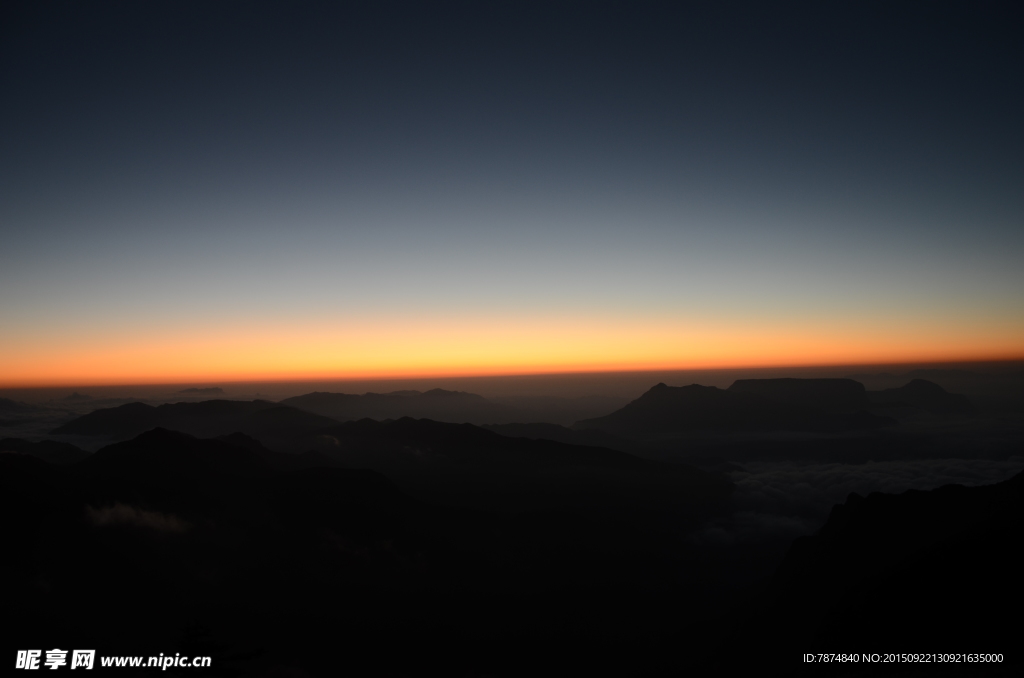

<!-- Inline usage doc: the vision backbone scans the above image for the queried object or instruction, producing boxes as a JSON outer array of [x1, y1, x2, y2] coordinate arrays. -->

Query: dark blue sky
[[2, 1, 1022, 383]]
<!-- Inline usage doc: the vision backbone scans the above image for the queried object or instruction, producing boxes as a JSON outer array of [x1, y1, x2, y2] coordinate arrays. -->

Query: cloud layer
[[691, 457, 1024, 547]]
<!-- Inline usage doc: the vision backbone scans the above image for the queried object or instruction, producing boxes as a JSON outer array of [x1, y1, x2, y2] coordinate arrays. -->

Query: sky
[[2, 1, 1022, 386]]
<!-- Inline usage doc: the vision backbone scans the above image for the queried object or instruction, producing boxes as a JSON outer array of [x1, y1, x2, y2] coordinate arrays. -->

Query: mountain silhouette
[[51, 399, 338, 445], [575, 380, 894, 437], [0, 397, 38, 414], [486, 395, 632, 426], [282, 388, 504, 424], [283, 390, 630, 426], [1, 428, 449, 669], [727, 377, 869, 410], [1, 426, 734, 676], [300, 416, 730, 513], [0, 398, 45, 431], [311, 416, 652, 470], [48, 399, 730, 513], [868, 378, 977, 416], [483, 421, 633, 447], [849, 367, 1024, 414], [0, 438, 90, 465], [7, 405, 1018, 676], [11, 385, 1012, 676]]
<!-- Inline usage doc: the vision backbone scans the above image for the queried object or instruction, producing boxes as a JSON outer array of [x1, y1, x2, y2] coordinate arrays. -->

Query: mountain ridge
[[575, 379, 896, 436], [51, 400, 339, 444]]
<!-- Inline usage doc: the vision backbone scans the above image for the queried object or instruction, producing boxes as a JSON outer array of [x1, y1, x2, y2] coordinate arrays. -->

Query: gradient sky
[[2, 1, 1022, 386]]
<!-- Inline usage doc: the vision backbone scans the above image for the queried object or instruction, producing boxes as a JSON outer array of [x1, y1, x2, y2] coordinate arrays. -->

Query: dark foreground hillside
[[718, 470, 1023, 676], [1, 428, 735, 677], [4, 425, 1018, 676]]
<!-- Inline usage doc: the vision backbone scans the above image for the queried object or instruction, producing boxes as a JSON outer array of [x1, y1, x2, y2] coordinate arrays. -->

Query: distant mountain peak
[[902, 378, 948, 394], [576, 379, 891, 435], [867, 379, 975, 417], [422, 388, 477, 397], [280, 388, 499, 424]]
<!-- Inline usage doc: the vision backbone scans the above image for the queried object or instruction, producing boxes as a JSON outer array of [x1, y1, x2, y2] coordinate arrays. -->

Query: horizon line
[[3, 356, 1022, 391]]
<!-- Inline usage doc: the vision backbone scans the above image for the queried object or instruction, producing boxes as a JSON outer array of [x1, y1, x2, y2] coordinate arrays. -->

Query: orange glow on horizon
[[2, 314, 1022, 388]]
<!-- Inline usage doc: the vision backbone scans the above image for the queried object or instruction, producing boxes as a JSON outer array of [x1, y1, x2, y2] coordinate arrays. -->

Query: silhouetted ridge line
[[867, 378, 976, 416], [0, 438, 90, 464], [0, 397, 41, 413], [281, 388, 500, 424], [575, 380, 894, 436], [295, 416, 732, 513], [50, 399, 339, 443], [317, 416, 655, 470]]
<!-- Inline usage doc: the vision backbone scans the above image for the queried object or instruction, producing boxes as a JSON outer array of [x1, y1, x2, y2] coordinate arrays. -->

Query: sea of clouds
[[691, 456, 1024, 548]]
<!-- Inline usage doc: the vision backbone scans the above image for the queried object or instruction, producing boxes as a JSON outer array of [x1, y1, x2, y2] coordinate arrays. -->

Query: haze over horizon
[[2, 359, 1023, 403], [2, 2, 1022, 386]]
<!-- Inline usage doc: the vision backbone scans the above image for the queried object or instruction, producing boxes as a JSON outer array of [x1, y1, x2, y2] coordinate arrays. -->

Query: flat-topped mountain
[[575, 380, 893, 437], [51, 400, 338, 445]]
